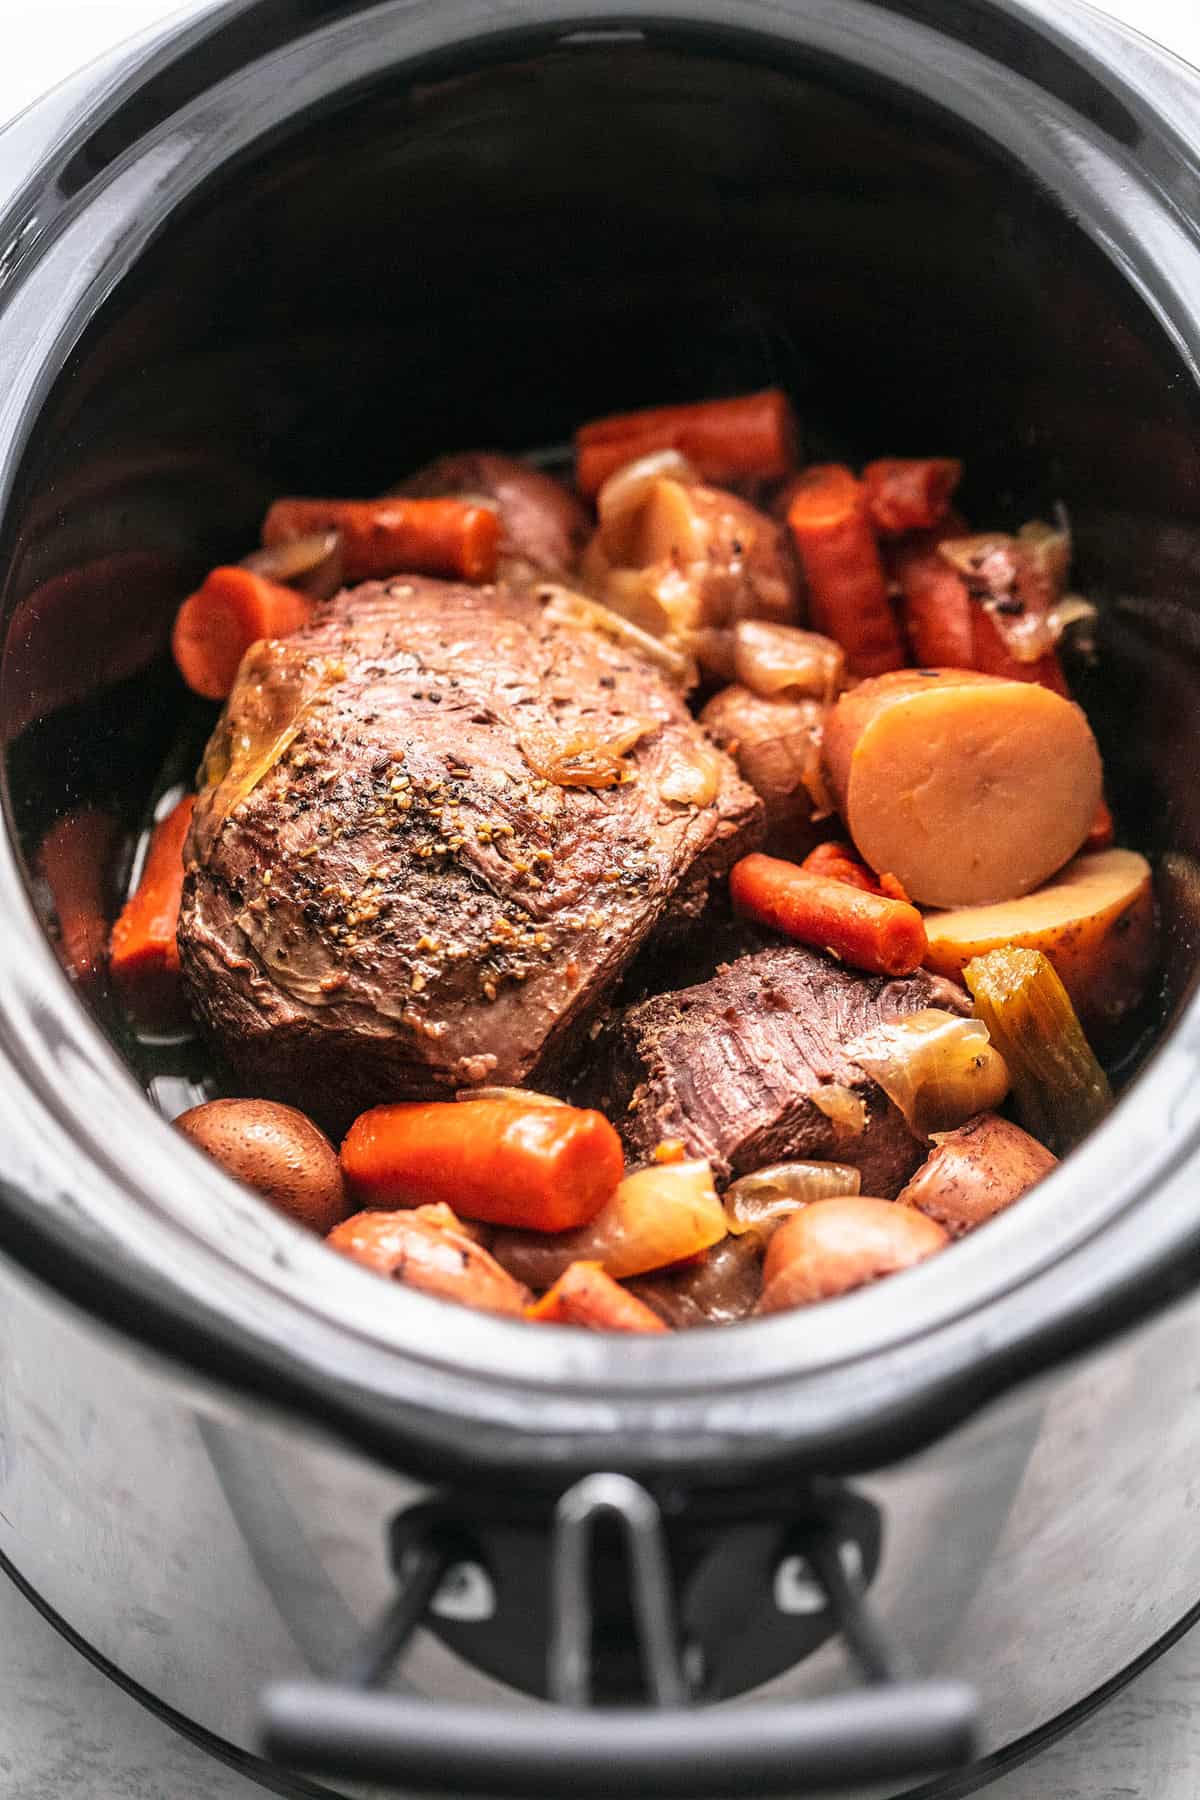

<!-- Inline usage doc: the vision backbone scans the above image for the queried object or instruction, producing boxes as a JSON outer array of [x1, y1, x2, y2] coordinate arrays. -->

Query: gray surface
[[1, 0, 1199, 1795], [0, 1559, 1198, 1798]]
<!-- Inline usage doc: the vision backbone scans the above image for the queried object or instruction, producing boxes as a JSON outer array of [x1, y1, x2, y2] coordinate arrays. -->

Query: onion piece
[[733, 620, 845, 703], [455, 1087, 566, 1108], [939, 523, 1073, 665], [846, 1007, 1010, 1138], [724, 1160, 861, 1238], [658, 740, 724, 807], [242, 530, 344, 601], [596, 450, 698, 561], [538, 584, 697, 687], [519, 715, 658, 789], [491, 1158, 726, 1288], [809, 1084, 868, 1134], [627, 1233, 765, 1328]]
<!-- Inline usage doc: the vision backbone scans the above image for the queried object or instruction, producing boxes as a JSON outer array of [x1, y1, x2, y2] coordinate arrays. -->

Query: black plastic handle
[[261, 1679, 979, 1796]]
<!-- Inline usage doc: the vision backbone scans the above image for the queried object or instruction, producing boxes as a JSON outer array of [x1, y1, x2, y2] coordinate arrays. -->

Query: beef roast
[[178, 577, 762, 1125], [589, 946, 971, 1197]]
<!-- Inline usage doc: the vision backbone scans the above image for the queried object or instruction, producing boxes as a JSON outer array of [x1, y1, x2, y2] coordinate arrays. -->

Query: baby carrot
[[892, 539, 975, 669], [526, 1262, 668, 1332], [109, 794, 195, 1028], [801, 839, 886, 894], [786, 465, 907, 677], [575, 388, 798, 497], [172, 566, 313, 700], [863, 458, 962, 534], [341, 1097, 625, 1232], [38, 807, 119, 986], [730, 852, 928, 977], [263, 497, 500, 584]]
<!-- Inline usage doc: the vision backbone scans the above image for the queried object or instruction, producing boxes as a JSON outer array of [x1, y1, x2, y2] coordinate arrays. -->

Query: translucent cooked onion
[[455, 1087, 567, 1108], [491, 1158, 726, 1288], [627, 1234, 765, 1329], [519, 715, 657, 789], [658, 740, 723, 807], [846, 1007, 1010, 1138], [723, 1161, 862, 1237], [809, 1085, 868, 1134], [538, 584, 697, 687], [732, 621, 845, 702], [242, 530, 344, 601], [596, 450, 698, 560]]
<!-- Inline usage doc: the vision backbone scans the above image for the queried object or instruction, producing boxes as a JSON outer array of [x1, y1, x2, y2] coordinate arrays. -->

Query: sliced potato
[[923, 848, 1155, 1039], [822, 669, 1102, 907]]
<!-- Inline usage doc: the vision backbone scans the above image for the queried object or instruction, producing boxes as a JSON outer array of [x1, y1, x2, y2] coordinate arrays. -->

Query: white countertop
[[1, 0, 1199, 1794]]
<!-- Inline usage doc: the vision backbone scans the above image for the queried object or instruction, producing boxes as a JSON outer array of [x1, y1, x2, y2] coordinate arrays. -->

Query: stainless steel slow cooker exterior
[[1, 1, 1200, 1793]]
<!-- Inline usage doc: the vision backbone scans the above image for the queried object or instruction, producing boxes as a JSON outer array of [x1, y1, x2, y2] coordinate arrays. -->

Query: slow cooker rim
[[1, 0, 1199, 1484]]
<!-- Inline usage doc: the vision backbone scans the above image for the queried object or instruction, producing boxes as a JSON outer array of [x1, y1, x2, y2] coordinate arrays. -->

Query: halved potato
[[923, 847, 1155, 1039]]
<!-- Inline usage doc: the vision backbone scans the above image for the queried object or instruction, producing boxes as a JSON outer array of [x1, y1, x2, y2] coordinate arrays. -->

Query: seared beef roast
[[178, 578, 762, 1124], [590, 946, 970, 1197]]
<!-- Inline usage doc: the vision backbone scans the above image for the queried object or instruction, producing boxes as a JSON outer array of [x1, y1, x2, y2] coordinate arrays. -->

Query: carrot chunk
[[527, 1262, 668, 1332], [730, 852, 928, 977], [863, 458, 962, 534], [172, 566, 313, 700], [341, 1097, 625, 1232], [109, 795, 195, 1027], [38, 808, 119, 986], [785, 465, 907, 677], [263, 497, 500, 584], [800, 840, 886, 894], [575, 389, 798, 498], [893, 536, 1068, 692]]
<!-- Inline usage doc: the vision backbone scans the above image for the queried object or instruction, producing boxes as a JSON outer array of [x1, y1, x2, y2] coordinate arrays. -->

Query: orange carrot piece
[[341, 1098, 625, 1232], [38, 808, 119, 986], [263, 497, 500, 584], [1085, 798, 1116, 852], [785, 465, 907, 677], [172, 566, 313, 701], [970, 609, 1070, 694], [892, 540, 975, 670], [863, 458, 962, 534], [652, 1138, 689, 1164], [730, 852, 927, 977], [893, 536, 1069, 693], [575, 389, 798, 498], [526, 1261, 668, 1332], [800, 839, 884, 894], [109, 795, 195, 1028]]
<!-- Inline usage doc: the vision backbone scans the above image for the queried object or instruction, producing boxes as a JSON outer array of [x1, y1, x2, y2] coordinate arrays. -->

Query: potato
[[757, 1196, 948, 1313], [175, 1098, 346, 1234], [923, 848, 1156, 1041], [822, 669, 1102, 907], [701, 683, 825, 857], [327, 1208, 529, 1316], [896, 1112, 1056, 1237]]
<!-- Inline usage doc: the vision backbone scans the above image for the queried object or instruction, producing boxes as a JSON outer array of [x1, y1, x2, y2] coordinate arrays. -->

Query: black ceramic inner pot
[[0, 2, 1199, 1795]]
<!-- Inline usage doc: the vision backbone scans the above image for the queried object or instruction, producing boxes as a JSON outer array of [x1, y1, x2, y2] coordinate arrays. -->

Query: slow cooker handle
[[259, 1475, 979, 1794]]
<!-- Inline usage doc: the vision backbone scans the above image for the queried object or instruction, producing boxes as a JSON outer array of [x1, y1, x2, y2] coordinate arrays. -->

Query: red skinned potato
[[175, 1098, 346, 1234], [896, 1113, 1057, 1237], [327, 1207, 529, 1316], [396, 451, 589, 579], [922, 849, 1156, 1043], [700, 684, 825, 857], [822, 669, 1103, 907], [757, 1196, 948, 1313]]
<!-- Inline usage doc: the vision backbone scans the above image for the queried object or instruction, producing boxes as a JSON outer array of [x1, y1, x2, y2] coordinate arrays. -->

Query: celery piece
[[963, 946, 1111, 1154]]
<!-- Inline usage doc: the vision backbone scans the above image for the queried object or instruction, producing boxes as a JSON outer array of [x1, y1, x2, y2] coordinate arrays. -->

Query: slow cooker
[[1, 0, 1199, 1793]]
